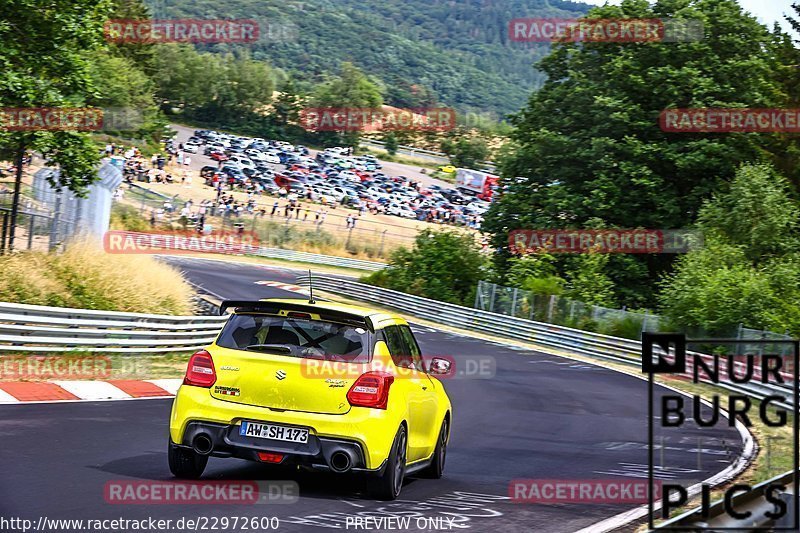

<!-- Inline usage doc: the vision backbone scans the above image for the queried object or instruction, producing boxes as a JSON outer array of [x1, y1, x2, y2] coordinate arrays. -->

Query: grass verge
[[0, 239, 194, 314]]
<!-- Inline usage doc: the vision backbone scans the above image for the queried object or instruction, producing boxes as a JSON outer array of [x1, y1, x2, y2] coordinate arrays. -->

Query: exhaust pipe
[[329, 450, 353, 473], [192, 434, 213, 456]]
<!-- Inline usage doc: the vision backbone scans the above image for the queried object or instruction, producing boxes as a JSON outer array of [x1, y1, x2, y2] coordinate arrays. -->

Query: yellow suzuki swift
[[169, 298, 452, 500]]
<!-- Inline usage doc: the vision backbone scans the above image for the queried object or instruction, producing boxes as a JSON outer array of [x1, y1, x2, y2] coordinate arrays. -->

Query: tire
[[420, 418, 448, 479], [369, 425, 407, 500], [168, 440, 208, 479]]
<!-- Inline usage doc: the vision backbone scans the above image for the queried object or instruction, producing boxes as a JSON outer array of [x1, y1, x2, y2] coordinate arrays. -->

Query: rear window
[[216, 313, 372, 363]]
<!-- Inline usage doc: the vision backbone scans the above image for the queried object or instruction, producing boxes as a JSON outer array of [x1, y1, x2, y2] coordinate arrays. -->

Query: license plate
[[240, 421, 308, 443]]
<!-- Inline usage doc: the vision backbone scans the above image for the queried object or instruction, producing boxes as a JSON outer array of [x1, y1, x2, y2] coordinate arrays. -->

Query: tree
[[786, 3, 800, 36], [562, 253, 616, 307], [272, 79, 304, 124], [483, 0, 793, 306], [312, 62, 382, 147], [659, 164, 800, 335], [361, 229, 487, 305], [506, 254, 564, 295], [0, 0, 113, 250], [152, 45, 217, 113], [441, 134, 489, 168], [384, 133, 399, 156], [697, 164, 799, 261]]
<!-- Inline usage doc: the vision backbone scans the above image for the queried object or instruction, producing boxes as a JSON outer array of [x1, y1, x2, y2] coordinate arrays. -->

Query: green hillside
[[149, 0, 590, 116]]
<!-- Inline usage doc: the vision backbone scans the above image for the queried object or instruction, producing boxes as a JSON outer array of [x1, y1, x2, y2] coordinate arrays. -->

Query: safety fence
[[475, 280, 794, 354]]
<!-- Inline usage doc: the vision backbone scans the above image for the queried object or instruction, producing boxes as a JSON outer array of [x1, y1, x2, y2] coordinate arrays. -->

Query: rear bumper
[[177, 421, 381, 473], [170, 385, 399, 470]]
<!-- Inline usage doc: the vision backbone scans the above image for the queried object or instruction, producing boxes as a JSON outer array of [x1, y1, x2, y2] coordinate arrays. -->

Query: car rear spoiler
[[218, 300, 374, 332]]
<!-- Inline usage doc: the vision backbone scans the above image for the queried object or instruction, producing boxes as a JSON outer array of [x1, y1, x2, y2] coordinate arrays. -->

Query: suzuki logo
[[275, 370, 287, 380]]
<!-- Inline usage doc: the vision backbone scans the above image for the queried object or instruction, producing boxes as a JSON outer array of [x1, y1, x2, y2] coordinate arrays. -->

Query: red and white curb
[[254, 281, 309, 294], [0, 379, 181, 404]]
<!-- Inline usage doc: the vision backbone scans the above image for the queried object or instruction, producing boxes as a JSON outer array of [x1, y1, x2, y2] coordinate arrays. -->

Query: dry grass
[[0, 239, 194, 314]]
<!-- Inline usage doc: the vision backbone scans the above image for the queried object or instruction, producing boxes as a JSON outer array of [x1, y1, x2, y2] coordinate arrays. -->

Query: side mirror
[[429, 357, 452, 376]]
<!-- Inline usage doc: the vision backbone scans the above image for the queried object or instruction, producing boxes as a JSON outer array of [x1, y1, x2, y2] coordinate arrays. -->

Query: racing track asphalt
[[0, 256, 746, 532]]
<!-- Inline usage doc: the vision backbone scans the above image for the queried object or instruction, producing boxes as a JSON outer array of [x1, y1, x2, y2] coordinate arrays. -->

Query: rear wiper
[[245, 344, 293, 354]]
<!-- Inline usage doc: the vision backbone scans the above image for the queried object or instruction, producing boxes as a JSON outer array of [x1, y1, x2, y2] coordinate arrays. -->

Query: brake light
[[346, 372, 394, 409], [184, 350, 216, 388], [257, 452, 284, 463]]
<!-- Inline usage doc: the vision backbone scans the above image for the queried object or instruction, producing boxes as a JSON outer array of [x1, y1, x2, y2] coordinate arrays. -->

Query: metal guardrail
[[0, 301, 226, 353], [250, 247, 385, 271], [299, 275, 796, 531], [359, 139, 497, 172]]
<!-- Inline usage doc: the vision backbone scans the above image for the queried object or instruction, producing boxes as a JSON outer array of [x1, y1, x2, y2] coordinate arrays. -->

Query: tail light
[[347, 372, 394, 409], [184, 350, 216, 388]]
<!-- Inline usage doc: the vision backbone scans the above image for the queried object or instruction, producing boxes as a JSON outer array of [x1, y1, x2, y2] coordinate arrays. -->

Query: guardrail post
[[0, 211, 8, 255], [511, 288, 518, 317], [48, 189, 62, 252], [474, 282, 483, 310], [27, 214, 35, 250]]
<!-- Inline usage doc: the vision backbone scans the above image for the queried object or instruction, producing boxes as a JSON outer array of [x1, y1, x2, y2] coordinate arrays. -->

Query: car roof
[[232, 298, 402, 328]]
